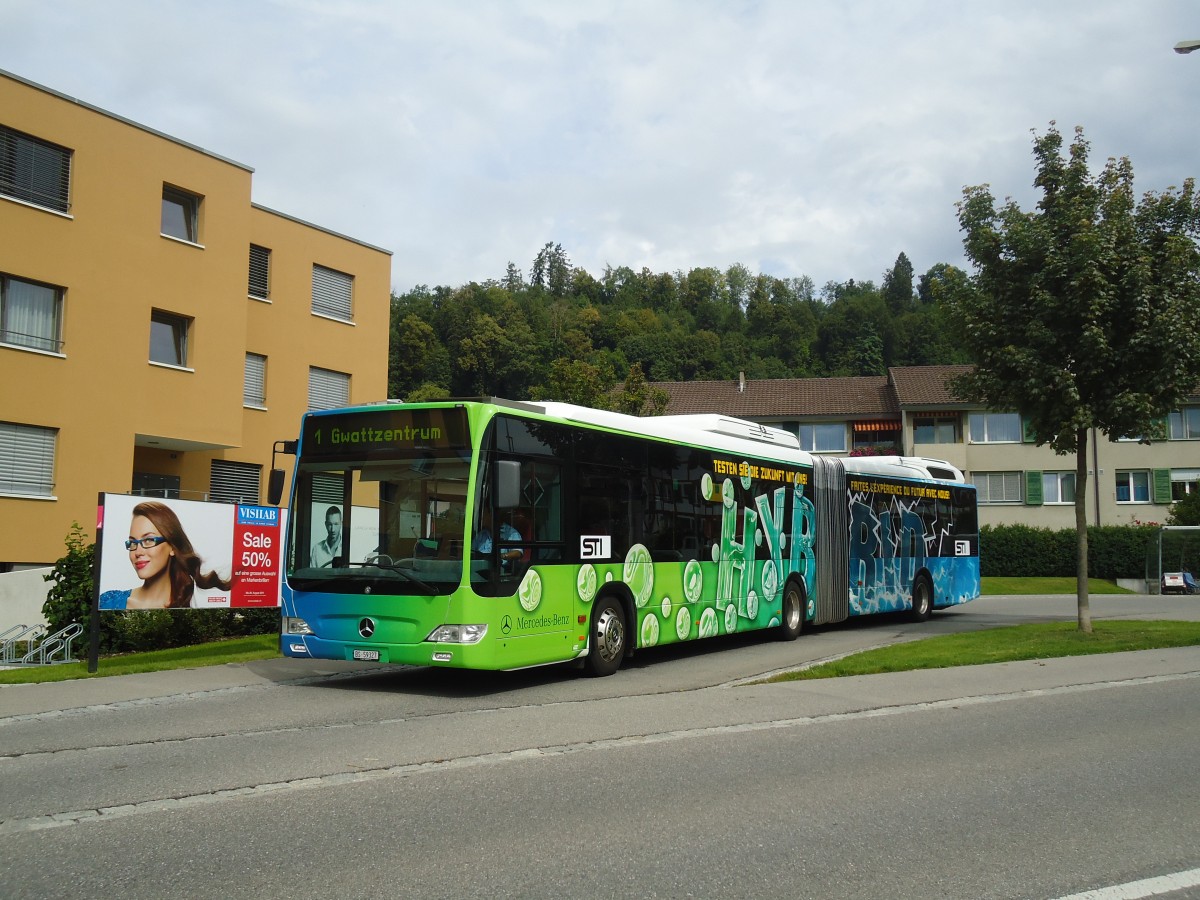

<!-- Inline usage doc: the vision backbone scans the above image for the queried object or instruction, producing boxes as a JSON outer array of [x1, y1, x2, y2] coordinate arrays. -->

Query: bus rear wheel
[[778, 580, 804, 641], [910, 574, 933, 622], [584, 595, 626, 677]]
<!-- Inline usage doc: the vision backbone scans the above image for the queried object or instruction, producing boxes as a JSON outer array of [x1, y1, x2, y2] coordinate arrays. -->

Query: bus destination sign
[[301, 407, 470, 460]]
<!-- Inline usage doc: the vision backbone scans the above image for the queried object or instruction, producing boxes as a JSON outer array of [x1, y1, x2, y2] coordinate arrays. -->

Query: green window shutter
[[1025, 470, 1043, 505], [1152, 469, 1173, 504]]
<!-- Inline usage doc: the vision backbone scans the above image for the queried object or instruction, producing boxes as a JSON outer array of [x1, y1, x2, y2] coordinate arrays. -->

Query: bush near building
[[980, 524, 1158, 579]]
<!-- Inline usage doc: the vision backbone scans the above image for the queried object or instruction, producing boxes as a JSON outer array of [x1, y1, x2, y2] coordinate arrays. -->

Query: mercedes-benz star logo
[[358, 618, 376, 639]]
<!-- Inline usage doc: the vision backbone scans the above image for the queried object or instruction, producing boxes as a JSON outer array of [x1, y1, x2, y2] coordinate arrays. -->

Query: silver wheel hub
[[785, 591, 801, 630], [595, 607, 624, 662]]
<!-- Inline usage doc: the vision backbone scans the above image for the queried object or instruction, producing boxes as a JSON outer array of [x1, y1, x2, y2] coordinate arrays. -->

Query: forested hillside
[[389, 242, 972, 408]]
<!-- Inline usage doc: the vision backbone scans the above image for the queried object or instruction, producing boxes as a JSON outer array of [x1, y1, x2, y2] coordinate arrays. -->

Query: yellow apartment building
[[0, 69, 393, 569]]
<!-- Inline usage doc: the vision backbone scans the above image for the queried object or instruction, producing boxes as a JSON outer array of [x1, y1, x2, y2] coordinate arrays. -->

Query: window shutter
[[244, 353, 266, 406], [210, 460, 261, 504], [1024, 471, 1043, 505], [311, 265, 352, 320], [248, 245, 270, 299], [0, 422, 57, 496], [0, 126, 72, 213], [1153, 469, 1173, 504], [308, 367, 350, 410], [311, 473, 345, 504]]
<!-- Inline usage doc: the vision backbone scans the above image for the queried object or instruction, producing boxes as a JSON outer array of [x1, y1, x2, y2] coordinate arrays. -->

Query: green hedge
[[980, 524, 1159, 579]]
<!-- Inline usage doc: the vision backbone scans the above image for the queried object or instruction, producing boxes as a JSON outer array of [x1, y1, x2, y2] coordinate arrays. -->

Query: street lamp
[[1174, 40, 1200, 54]]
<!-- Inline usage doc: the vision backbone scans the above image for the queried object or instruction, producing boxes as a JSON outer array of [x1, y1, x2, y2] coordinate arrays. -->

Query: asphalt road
[[1, 594, 1198, 899]]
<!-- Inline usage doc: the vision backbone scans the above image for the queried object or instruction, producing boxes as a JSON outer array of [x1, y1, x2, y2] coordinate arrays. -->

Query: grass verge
[[0, 634, 279, 685], [981, 577, 1132, 595], [0, 583, 1183, 686], [768, 620, 1200, 682]]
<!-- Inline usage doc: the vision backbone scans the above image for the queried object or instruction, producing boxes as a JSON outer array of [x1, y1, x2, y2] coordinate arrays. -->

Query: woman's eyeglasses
[[125, 536, 168, 551]]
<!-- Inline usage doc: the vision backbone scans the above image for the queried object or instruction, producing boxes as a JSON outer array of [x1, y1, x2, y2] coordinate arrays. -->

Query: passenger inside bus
[[473, 507, 524, 573]]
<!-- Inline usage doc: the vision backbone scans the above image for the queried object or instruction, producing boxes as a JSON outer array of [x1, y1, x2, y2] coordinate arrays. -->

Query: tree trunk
[[1075, 427, 1093, 633]]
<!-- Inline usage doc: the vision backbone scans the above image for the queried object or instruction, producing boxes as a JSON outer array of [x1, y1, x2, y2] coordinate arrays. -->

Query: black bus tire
[[910, 574, 933, 622], [778, 579, 805, 641]]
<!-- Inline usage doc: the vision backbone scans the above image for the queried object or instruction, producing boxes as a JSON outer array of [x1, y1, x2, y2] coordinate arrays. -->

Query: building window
[[210, 460, 262, 504], [308, 366, 350, 410], [1170, 470, 1199, 501], [974, 471, 1022, 504], [248, 244, 270, 300], [1169, 407, 1200, 441], [132, 472, 180, 499], [913, 415, 960, 444], [244, 353, 267, 407], [312, 264, 353, 321], [0, 125, 71, 213], [0, 421, 57, 497], [968, 412, 1022, 443], [150, 310, 191, 367], [798, 423, 846, 453], [1043, 472, 1076, 504], [161, 185, 200, 243], [1115, 470, 1150, 503], [1, 273, 63, 352]]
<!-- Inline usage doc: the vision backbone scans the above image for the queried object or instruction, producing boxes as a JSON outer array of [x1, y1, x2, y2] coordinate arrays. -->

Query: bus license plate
[[352, 649, 380, 661]]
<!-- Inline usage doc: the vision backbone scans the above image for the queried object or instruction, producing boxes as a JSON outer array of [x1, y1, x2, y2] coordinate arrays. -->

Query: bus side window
[[576, 464, 633, 561]]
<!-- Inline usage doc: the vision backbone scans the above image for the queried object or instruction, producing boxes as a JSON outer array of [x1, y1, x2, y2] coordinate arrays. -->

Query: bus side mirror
[[267, 439, 297, 506], [495, 460, 521, 509], [267, 468, 286, 507]]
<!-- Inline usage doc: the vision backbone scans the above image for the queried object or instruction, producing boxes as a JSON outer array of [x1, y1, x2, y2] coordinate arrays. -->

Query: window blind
[[308, 366, 349, 410], [209, 460, 261, 504], [311, 264, 352, 320], [244, 353, 266, 406], [0, 422, 57, 496], [0, 126, 71, 213], [248, 245, 270, 299]]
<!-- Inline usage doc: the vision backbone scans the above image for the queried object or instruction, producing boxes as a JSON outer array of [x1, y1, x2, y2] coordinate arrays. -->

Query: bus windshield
[[286, 407, 472, 595]]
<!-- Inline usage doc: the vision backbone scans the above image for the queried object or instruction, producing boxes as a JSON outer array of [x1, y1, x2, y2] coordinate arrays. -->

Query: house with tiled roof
[[650, 366, 1200, 529]]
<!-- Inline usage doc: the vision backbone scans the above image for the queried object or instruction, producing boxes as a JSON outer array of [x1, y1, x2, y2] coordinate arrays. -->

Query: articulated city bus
[[270, 399, 979, 676]]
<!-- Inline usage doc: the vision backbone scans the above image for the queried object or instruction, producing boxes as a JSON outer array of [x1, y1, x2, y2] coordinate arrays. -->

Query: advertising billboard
[[96, 494, 283, 610]]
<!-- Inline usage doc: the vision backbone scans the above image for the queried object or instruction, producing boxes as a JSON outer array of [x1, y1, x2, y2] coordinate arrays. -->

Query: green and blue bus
[[270, 399, 979, 676]]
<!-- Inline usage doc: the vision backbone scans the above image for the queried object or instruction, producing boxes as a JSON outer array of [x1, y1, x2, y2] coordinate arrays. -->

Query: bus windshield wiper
[[346, 555, 438, 592]]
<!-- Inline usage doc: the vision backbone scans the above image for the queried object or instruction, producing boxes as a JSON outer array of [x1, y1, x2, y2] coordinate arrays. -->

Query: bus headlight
[[283, 617, 313, 635], [427, 624, 488, 644]]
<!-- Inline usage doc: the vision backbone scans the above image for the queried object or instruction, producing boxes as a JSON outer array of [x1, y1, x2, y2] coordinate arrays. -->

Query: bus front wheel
[[910, 575, 933, 622], [584, 595, 626, 677], [778, 580, 804, 641]]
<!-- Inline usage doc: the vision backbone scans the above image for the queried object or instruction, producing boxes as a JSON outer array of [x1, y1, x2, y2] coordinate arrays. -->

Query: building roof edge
[[251, 203, 393, 256], [1, 68, 255, 174]]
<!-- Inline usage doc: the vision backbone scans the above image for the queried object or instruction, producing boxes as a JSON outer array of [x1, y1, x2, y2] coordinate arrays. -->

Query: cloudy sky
[[3, 1, 1197, 293]]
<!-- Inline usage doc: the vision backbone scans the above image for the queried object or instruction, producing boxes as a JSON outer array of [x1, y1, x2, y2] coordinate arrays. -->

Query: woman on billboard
[[99, 501, 233, 609]]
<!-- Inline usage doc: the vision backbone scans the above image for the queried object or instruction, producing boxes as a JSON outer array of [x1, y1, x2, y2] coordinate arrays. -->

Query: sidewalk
[[0, 657, 386, 718], [4, 646, 1198, 722]]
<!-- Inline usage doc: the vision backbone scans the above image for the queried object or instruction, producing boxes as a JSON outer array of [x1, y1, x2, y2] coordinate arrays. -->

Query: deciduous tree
[[948, 124, 1200, 630]]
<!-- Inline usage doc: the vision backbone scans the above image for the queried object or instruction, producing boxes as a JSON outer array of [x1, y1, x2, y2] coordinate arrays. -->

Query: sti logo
[[581, 535, 612, 560], [955, 540, 970, 556]]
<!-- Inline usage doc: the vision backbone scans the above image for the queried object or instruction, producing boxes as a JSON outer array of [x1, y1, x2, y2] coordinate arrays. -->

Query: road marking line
[[1050, 866, 1200, 899]]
